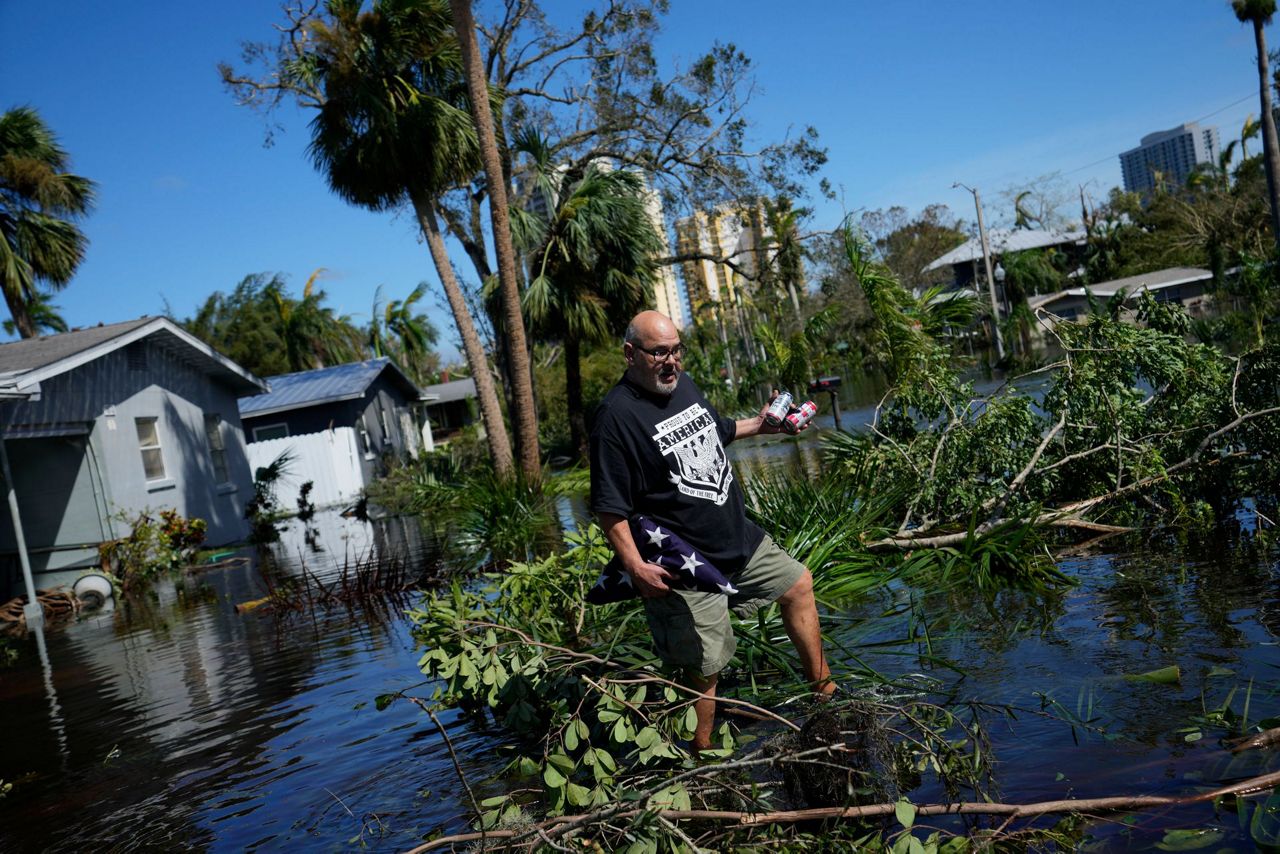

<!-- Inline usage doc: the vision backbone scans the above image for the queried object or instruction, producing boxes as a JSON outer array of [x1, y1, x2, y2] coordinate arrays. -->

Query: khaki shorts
[[642, 534, 806, 678]]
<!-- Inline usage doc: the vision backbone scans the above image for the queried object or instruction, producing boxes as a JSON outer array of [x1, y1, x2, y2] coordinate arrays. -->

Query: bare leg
[[777, 569, 834, 696], [687, 671, 719, 752]]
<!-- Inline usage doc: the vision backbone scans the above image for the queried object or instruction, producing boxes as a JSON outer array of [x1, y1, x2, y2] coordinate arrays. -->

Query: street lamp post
[[954, 182, 1005, 362]]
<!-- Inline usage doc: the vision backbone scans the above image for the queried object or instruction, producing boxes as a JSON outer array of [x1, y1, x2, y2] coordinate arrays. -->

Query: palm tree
[[1233, 0, 1280, 249], [268, 268, 362, 371], [2, 288, 66, 337], [511, 143, 661, 458], [0, 107, 95, 338], [842, 220, 975, 390], [760, 197, 807, 331], [370, 282, 438, 381], [301, 0, 515, 475], [448, 0, 542, 482], [384, 283, 437, 359]]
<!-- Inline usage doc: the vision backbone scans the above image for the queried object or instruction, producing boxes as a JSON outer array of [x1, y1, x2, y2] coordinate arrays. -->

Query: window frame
[[135, 417, 167, 482], [377, 401, 392, 446], [204, 413, 230, 485], [251, 423, 290, 442], [357, 414, 375, 459]]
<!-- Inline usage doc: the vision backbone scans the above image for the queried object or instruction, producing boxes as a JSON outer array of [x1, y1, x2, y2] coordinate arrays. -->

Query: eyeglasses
[[632, 342, 687, 362]]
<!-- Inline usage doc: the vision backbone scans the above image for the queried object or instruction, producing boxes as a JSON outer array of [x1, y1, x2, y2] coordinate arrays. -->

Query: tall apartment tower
[[673, 204, 768, 316], [1119, 122, 1220, 193], [638, 184, 687, 329]]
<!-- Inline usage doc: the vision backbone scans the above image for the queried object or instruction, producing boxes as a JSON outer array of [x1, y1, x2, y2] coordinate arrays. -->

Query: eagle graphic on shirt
[[651, 403, 732, 505]]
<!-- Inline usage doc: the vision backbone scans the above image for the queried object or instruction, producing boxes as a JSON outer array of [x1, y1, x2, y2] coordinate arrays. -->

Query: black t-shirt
[[589, 372, 764, 574]]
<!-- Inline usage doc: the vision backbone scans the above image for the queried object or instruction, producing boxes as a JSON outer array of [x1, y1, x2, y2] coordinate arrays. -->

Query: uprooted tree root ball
[[769, 701, 899, 810]]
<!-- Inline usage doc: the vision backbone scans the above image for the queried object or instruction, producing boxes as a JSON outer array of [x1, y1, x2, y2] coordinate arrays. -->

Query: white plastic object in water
[[73, 573, 114, 609]]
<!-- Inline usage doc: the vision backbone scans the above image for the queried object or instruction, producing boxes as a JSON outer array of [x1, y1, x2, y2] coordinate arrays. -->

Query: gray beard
[[629, 367, 679, 396]]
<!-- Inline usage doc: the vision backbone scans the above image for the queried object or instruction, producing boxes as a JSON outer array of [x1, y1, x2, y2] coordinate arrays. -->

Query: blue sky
[[0, 1, 1265, 358]]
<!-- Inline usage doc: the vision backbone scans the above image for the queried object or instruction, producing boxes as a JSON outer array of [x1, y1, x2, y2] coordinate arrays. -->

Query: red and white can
[[764, 391, 794, 427], [783, 400, 818, 434]]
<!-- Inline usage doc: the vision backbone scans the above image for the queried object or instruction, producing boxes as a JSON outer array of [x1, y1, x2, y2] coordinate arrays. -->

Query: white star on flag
[[680, 552, 703, 576], [646, 526, 670, 547], [619, 572, 633, 587], [717, 581, 738, 595]]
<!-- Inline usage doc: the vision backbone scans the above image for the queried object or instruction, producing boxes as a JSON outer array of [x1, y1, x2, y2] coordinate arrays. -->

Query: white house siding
[[245, 428, 365, 512]]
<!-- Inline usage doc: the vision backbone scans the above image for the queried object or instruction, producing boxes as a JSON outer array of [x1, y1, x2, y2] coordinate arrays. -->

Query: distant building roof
[[924, 228, 1087, 272], [422, 377, 476, 405], [1029, 267, 1212, 311], [238, 357, 426, 419], [0, 317, 267, 399]]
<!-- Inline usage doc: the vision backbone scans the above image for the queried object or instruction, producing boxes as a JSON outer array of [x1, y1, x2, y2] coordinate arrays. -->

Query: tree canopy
[[0, 106, 94, 338]]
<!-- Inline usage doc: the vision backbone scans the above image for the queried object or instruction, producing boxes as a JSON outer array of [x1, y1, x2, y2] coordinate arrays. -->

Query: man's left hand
[[755, 401, 785, 435]]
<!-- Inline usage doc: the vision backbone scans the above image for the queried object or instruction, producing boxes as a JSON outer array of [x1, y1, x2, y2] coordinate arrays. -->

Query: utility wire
[[1061, 91, 1259, 178]]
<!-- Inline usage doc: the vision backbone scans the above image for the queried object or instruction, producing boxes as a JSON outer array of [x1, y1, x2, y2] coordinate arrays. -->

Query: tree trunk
[[565, 334, 587, 462], [786, 280, 803, 331], [411, 192, 514, 477], [450, 0, 542, 484], [2, 288, 36, 339], [1254, 19, 1280, 249]]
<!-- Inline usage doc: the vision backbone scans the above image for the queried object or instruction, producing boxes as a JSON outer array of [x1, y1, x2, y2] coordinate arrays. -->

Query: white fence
[[246, 428, 365, 512]]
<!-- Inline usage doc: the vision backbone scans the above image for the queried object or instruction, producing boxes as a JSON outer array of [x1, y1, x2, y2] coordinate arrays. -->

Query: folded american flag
[[587, 515, 738, 605]]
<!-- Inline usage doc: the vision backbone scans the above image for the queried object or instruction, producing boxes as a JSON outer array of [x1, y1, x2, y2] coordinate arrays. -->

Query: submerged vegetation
[[97, 509, 207, 591]]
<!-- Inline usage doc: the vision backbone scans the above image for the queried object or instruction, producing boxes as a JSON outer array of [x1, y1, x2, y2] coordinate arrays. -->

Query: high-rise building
[[673, 204, 768, 317], [1119, 122, 1220, 193], [637, 183, 687, 329]]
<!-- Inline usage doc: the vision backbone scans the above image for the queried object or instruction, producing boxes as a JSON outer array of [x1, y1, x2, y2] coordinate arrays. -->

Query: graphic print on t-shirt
[[651, 403, 732, 505]]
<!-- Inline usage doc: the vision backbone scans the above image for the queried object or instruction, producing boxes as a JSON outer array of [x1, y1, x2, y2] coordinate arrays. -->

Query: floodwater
[[0, 512, 510, 852], [2, 465, 1279, 849]]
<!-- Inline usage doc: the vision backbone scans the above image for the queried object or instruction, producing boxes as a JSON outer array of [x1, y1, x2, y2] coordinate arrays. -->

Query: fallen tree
[[409, 766, 1280, 852], [396, 226, 1280, 850]]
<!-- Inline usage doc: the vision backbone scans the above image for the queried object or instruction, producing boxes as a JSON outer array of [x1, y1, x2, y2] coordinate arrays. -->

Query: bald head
[[623, 310, 682, 395], [624, 310, 678, 347]]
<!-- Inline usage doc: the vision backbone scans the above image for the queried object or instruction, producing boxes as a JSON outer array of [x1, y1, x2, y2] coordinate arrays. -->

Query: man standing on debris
[[589, 310, 835, 751]]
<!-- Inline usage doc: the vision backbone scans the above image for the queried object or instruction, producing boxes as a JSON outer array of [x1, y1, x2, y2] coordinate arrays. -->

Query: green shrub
[[99, 509, 207, 589]]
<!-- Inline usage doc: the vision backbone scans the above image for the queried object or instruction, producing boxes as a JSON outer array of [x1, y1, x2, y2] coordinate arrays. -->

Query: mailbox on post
[[807, 376, 843, 431], [808, 376, 842, 394]]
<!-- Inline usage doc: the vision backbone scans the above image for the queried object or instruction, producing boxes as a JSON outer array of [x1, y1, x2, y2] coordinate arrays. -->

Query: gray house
[[421, 377, 477, 442], [238, 358, 433, 510], [0, 317, 268, 596], [1029, 267, 1215, 341]]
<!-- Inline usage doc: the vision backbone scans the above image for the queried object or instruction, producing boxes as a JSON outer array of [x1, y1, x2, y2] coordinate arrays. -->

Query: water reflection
[[0, 491, 1277, 849], [0, 510, 498, 852]]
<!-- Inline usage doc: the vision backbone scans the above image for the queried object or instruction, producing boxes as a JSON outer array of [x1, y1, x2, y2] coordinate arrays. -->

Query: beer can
[[764, 391, 793, 427], [783, 400, 818, 434]]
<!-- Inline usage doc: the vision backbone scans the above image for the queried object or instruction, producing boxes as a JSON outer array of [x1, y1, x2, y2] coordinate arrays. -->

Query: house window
[[252, 423, 289, 442], [135, 417, 167, 481], [205, 414, 229, 484], [377, 402, 392, 445], [358, 414, 375, 458]]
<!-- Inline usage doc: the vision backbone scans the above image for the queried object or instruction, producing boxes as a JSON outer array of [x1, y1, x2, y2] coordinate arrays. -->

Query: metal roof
[[421, 377, 476, 405], [0, 317, 267, 398], [1029, 267, 1212, 310], [924, 228, 1087, 272], [238, 357, 426, 418]]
